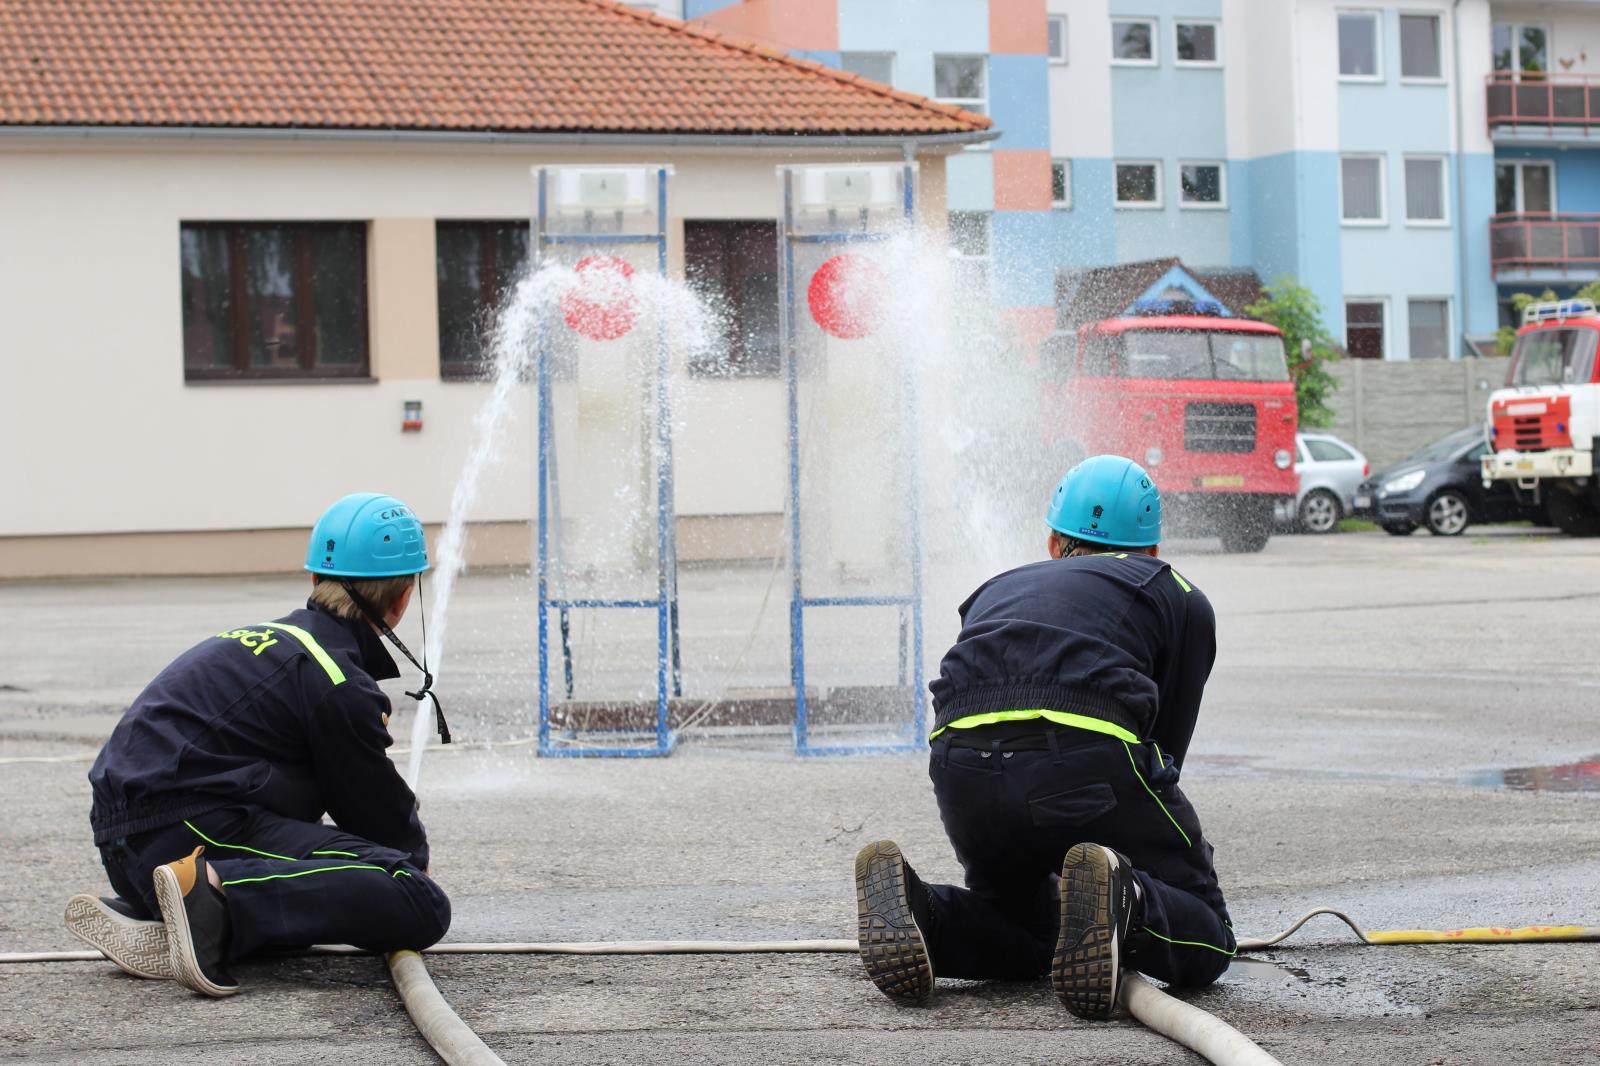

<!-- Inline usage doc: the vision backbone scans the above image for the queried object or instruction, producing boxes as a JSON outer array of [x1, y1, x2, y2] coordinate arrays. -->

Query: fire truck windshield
[[1510, 327, 1598, 387], [1107, 330, 1290, 382]]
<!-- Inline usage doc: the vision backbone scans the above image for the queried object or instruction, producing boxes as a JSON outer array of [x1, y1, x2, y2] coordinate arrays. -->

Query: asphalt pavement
[[2, 529, 1597, 1064]]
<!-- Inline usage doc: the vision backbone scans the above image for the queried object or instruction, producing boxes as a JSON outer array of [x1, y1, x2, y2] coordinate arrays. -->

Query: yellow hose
[[1363, 925, 1600, 944]]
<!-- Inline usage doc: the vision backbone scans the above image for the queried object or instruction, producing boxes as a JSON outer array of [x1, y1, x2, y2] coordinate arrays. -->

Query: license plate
[[1355, 494, 1371, 509], [1200, 475, 1245, 488], [1516, 460, 1535, 471]]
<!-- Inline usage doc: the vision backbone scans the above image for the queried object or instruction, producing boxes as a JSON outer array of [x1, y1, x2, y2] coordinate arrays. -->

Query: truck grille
[[1184, 402, 1256, 454], [1510, 415, 1558, 450]]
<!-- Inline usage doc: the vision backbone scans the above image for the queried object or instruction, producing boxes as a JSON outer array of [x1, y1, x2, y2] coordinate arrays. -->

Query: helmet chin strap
[[338, 575, 451, 745]]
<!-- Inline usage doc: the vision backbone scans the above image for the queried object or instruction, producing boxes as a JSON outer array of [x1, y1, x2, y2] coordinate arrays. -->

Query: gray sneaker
[[1052, 842, 1141, 1020], [64, 894, 174, 980], [854, 840, 935, 1004]]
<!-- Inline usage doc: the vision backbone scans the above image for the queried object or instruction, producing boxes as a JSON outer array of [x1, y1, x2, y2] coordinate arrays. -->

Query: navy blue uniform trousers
[[925, 729, 1234, 987], [98, 805, 450, 961]]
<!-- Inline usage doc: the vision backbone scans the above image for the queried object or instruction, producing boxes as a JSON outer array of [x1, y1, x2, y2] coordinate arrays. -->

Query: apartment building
[[685, 0, 1600, 360]]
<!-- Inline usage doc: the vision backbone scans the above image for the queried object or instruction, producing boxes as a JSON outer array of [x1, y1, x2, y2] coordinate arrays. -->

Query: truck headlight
[[1383, 470, 1426, 494], [1145, 447, 1163, 467], [1274, 449, 1292, 470]]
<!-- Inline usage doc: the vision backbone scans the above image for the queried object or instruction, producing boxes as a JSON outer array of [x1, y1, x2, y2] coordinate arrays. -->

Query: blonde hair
[[310, 574, 415, 622]]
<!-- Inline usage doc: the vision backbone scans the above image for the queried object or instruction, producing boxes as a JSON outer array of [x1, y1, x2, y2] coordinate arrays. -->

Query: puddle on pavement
[[1465, 757, 1600, 792], [1221, 957, 1312, 986]]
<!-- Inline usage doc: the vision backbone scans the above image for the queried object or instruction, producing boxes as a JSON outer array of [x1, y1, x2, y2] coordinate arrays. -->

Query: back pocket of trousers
[[1027, 781, 1117, 828]]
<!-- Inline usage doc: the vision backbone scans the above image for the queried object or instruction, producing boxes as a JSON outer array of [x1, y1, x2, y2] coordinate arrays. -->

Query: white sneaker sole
[[63, 894, 173, 980], [152, 865, 238, 998]]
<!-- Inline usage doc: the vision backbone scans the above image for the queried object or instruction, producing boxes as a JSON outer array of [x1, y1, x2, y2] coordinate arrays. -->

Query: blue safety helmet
[[1045, 455, 1162, 547], [305, 493, 430, 578]]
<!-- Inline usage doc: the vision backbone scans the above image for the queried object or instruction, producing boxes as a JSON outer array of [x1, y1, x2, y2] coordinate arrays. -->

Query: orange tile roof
[[0, 0, 992, 137]]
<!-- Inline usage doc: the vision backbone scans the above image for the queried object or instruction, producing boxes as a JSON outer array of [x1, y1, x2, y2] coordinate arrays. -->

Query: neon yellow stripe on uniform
[[930, 709, 1139, 744], [255, 621, 346, 685], [1142, 926, 1236, 956], [1123, 742, 1193, 847], [221, 863, 384, 887], [185, 821, 298, 862], [1171, 570, 1193, 593]]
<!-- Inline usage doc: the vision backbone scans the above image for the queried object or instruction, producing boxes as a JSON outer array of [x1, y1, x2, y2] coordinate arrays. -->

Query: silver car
[[1294, 432, 1369, 533]]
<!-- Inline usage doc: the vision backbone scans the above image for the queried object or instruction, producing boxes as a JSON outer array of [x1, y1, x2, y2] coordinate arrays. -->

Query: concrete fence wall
[[1322, 358, 1507, 470]]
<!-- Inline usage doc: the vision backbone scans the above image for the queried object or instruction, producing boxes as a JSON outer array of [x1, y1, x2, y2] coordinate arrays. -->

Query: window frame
[[1047, 14, 1069, 65], [1337, 9, 1384, 82], [1110, 17, 1159, 67], [1340, 153, 1388, 226], [840, 51, 896, 86], [1406, 296, 1453, 360], [1492, 21, 1552, 77], [1496, 160, 1557, 214], [1051, 158, 1072, 209], [180, 220, 371, 383], [1344, 297, 1389, 360], [932, 53, 989, 151], [1114, 160, 1164, 209], [683, 218, 782, 379], [1178, 160, 1228, 209], [947, 210, 995, 295], [1398, 11, 1445, 83], [435, 218, 531, 381], [1174, 19, 1222, 68], [1402, 154, 1450, 226]]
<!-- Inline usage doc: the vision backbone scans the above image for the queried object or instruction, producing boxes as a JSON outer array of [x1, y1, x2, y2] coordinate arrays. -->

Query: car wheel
[[1298, 489, 1342, 534], [1382, 521, 1417, 536], [1425, 490, 1471, 536], [1220, 504, 1273, 553]]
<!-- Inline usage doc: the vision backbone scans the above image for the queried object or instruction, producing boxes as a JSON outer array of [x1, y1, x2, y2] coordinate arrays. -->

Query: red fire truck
[[1481, 298, 1600, 536], [1039, 300, 1299, 552]]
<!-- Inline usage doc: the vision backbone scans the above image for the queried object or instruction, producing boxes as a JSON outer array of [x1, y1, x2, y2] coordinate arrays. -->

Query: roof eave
[[0, 125, 999, 151]]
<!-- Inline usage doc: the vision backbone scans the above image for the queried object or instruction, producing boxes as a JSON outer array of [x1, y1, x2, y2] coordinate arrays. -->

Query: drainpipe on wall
[[1453, 0, 1474, 358]]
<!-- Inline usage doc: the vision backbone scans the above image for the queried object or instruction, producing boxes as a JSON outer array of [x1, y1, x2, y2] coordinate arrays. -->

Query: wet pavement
[[2, 530, 1598, 1064]]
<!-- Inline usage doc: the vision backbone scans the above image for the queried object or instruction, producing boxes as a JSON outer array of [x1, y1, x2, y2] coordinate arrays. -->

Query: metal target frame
[[535, 164, 681, 758], [778, 163, 927, 756]]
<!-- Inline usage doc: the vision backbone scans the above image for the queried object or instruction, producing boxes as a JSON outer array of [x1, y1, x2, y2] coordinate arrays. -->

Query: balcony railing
[[1487, 73, 1600, 135], [1490, 213, 1600, 277]]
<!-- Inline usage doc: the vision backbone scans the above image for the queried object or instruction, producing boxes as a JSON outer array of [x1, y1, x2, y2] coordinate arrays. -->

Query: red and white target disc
[[561, 255, 639, 341], [807, 253, 886, 340]]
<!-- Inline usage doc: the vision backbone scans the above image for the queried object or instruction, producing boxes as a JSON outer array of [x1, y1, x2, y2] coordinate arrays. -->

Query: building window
[[436, 220, 529, 379], [1047, 15, 1068, 64], [1403, 156, 1447, 224], [181, 222, 368, 381], [684, 220, 779, 377], [1493, 22, 1549, 76], [948, 211, 991, 297], [1175, 20, 1220, 65], [1340, 155, 1386, 224], [1345, 299, 1386, 359], [1399, 14, 1442, 79], [933, 54, 987, 115], [1111, 19, 1156, 65], [1408, 299, 1450, 359], [1338, 11, 1381, 79], [1115, 161, 1162, 207], [1179, 162, 1226, 207], [1051, 159, 1072, 208], [840, 51, 895, 85], [1495, 161, 1554, 214]]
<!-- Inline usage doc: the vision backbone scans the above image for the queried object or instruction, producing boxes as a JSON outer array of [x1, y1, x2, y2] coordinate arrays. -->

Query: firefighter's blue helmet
[[305, 493, 430, 578], [1045, 455, 1162, 547]]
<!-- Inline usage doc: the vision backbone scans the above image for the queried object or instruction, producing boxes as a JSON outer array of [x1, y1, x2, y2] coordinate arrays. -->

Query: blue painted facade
[[683, 0, 1596, 359]]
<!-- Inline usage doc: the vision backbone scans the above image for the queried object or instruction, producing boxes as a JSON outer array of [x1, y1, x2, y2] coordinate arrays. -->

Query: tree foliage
[[1495, 283, 1600, 354], [1244, 278, 1341, 429]]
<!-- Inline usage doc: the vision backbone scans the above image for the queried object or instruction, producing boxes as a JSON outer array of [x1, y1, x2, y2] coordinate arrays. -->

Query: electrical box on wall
[[403, 400, 422, 432]]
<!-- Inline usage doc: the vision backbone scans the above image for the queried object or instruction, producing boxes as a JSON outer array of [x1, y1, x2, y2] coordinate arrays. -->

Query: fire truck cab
[[1039, 299, 1299, 553], [1481, 298, 1600, 536]]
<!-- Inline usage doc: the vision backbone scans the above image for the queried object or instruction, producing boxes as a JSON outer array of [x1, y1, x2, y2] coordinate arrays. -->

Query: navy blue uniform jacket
[[929, 552, 1216, 765], [89, 600, 430, 869]]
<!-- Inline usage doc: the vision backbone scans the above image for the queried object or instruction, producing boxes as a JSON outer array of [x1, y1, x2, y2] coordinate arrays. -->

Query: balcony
[[1490, 213, 1600, 283], [1487, 73, 1600, 144]]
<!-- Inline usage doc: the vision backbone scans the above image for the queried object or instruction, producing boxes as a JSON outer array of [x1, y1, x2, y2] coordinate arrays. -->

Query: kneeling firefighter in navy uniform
[[855, 455, 1235, 1018], [66, 494, 453, 997]]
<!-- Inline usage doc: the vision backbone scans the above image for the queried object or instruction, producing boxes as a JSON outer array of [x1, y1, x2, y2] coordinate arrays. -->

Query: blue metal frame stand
[[779, 165, 926, 756], [536, 165, 679, 758]]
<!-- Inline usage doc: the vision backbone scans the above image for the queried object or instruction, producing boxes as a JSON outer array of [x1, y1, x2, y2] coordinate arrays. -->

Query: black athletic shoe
[[855, 839, 935, 1004], [64, 894, 173, 980], [1052, 842, 1141, 1020], [152, 846, 238, 998]]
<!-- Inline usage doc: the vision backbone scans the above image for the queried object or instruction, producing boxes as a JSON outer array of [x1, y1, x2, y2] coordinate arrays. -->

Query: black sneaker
[[152, 846, 238, 998], [854, 839, 935, 1004], [64, 894, 173, 980], [1052, 842, 1141, 1020]]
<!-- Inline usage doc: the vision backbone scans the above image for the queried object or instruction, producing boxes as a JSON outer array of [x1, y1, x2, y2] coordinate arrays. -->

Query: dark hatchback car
[[1353, 425, 1539, 536]]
